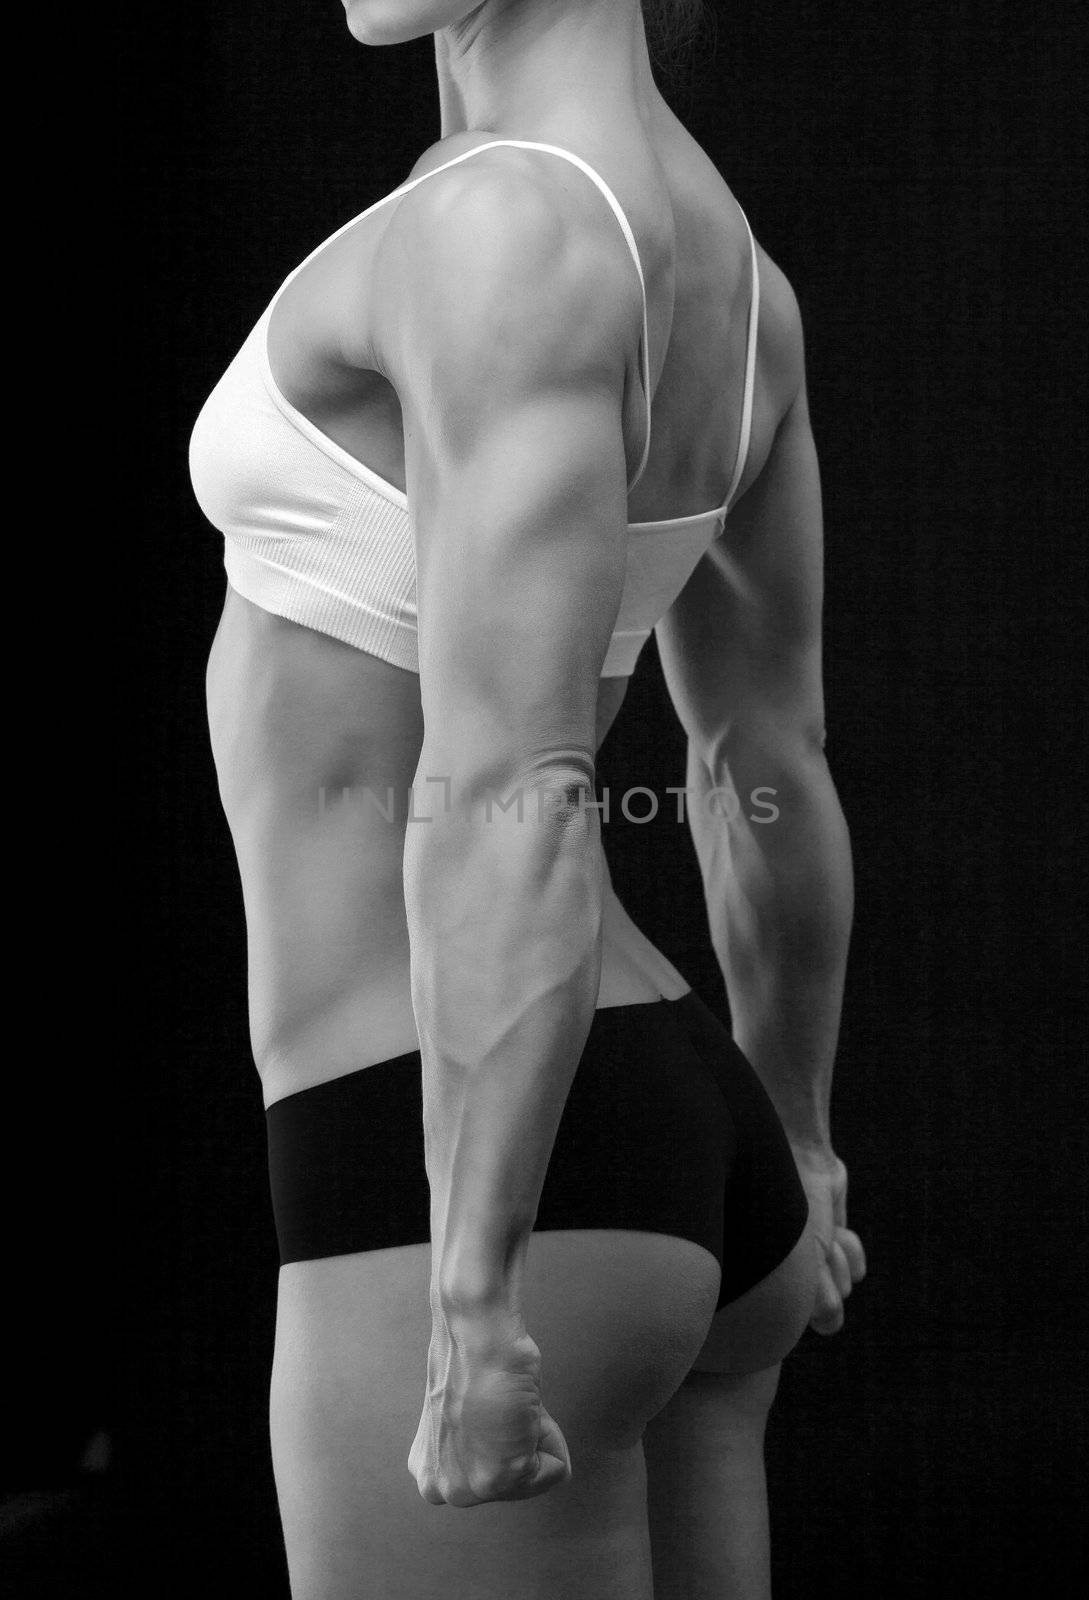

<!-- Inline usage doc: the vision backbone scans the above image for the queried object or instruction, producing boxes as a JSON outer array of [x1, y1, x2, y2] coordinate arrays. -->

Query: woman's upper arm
[[654, 298, 828, 775], [377, 165, 638, 796]]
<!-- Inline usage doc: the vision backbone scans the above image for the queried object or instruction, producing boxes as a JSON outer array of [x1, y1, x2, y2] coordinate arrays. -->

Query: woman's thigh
[[640, 1234, 817, 1600], [270, 1228, 721, 1600]]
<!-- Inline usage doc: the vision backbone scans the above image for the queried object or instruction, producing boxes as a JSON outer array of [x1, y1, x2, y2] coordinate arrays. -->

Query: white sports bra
[[188, 138, 760, 678]]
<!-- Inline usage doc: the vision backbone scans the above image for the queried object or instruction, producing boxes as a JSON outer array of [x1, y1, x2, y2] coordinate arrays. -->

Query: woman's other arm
[[655, 269, 865, 1332], [377, 160, 636, 1501]]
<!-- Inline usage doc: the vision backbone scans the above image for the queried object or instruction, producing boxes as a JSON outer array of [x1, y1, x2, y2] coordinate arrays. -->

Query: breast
[[189, 319, 357, 545]]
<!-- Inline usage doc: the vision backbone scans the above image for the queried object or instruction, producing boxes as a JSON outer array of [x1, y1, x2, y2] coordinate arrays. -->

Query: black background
[[14, 1, 1086, 1595]]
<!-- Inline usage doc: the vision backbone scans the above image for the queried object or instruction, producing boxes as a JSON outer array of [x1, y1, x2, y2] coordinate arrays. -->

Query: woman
[[189, 0, 866, 1594]]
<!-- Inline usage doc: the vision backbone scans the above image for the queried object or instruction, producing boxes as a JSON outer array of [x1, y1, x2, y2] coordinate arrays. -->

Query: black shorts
[[266, 987, 809, 1312]]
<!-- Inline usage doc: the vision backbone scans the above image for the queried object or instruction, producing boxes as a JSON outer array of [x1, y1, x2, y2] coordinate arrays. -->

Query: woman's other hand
[[790, 1147, 867, 1335]]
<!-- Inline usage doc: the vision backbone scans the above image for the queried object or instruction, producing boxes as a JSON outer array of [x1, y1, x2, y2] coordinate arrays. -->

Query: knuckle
[[467, 1454, 532, 1500], [467, 1466, 498, 1498]]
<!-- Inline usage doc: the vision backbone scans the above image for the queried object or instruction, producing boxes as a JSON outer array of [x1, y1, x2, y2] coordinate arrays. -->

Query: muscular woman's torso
[[206, 104, 790, 1110]]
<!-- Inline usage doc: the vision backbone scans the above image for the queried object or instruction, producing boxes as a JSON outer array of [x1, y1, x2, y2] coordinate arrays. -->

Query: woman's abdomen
[[207, 586, 692, 1109]]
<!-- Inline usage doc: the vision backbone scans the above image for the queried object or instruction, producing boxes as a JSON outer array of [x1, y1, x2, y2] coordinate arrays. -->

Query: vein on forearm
[[404, 757, 605, 1305]]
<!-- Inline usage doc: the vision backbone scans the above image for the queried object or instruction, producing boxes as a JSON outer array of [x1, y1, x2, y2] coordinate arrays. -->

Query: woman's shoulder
[[385, 132, 669, 273], [371, 136, 662, 380], [753, 243, 808, 412], [685, 145, 805, 411]]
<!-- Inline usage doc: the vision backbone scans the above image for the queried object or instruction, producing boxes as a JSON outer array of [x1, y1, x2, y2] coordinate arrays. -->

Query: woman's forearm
[[404, 761, 604, 1318], [688, 734, 854, 1154]]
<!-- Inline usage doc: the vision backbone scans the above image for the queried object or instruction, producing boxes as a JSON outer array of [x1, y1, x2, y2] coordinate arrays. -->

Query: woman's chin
[[344, 0, 435, 48]]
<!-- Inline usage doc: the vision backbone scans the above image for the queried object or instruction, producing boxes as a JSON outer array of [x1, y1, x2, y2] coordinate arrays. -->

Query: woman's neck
[[432, 0, 664, 141]]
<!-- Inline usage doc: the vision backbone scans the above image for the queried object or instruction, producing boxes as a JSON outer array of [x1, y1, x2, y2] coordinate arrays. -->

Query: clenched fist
[[790, 1146, 867, 1335], [409, 1307, 572, 1507]]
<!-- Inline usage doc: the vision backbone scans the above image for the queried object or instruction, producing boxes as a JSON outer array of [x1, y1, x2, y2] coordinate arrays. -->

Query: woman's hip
[[264, 987, 808, 1311]]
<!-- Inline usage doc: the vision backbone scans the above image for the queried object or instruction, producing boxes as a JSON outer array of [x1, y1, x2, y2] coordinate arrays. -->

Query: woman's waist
[[253, 900, 690, 1107], [242, 852, 685, 989]]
